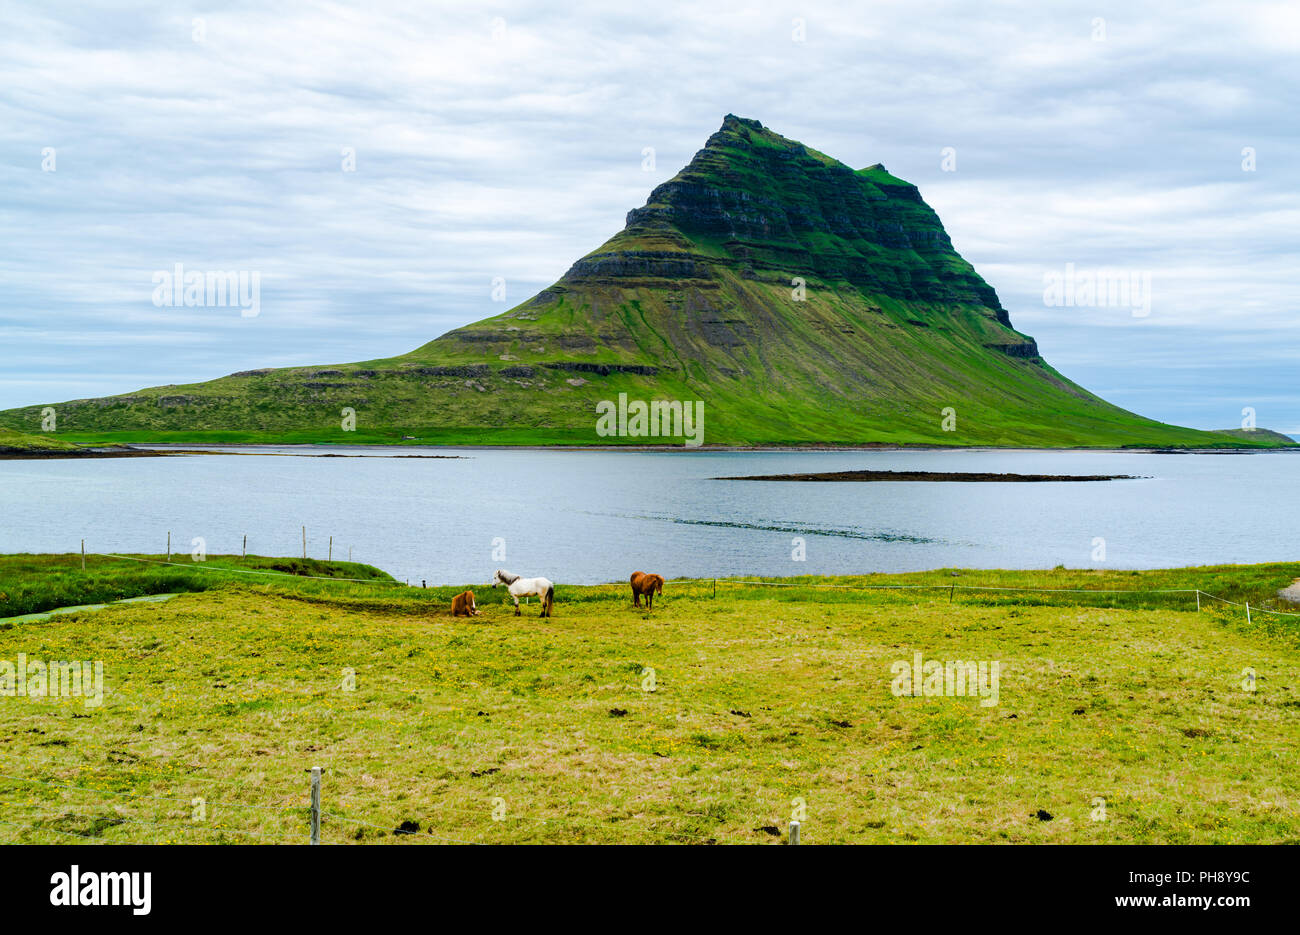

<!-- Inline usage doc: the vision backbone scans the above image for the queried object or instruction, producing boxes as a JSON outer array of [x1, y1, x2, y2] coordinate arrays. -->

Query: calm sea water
[[1, 447, 1296, 585]]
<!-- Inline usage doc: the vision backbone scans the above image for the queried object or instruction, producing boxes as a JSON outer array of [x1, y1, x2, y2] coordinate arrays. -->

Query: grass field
[[0, 555, 1297, 844]]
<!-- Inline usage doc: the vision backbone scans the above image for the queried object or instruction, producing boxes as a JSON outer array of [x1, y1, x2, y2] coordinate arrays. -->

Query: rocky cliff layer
[[573, 115, 1008, 323]]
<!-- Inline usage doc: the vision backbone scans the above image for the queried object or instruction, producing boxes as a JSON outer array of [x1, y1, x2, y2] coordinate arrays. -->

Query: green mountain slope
[[0, 115, 1283, 448]]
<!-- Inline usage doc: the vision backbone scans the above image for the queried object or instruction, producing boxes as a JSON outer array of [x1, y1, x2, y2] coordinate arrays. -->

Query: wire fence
[[0, 755, 787, 846], [76, 550, 1300, 618], [0, 745, 795, 845], [668, 576, 1300, 618], [65, 546, 1299, 609]]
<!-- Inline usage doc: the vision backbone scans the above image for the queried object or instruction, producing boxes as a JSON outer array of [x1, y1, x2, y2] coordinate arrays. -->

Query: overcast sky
[[2, 1, 1296, 433]]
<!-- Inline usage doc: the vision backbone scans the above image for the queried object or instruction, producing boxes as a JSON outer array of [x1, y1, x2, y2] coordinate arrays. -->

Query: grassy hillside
[[1, 554, 1297, 844], [0, 553, 395, 619], [0, 428, 81, 453], [1214, 428, 1297, 445], [0, 116, 1287, 450]]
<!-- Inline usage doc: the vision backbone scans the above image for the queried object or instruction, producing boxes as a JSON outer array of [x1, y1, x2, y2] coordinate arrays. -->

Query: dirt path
[[1279, 579, 1300, 604]]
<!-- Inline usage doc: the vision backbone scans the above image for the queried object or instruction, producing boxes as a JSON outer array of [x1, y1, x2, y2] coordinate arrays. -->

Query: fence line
[[584, 574, 1296, 612], [323, 801, 709, 844], [323, 811, 482, 845], [321, 762, 736, 842], [1193, 589, 1300, 616], [326, 807, 707, 844], [0, 759, 788, 845], [694, 577, 1300, 616], [0, 769, 302, 844], [0, 759, 759, 847], [708, 577, 1202, 594], [27, 810, 290, 843], [0, 769, 301, 812], [0, 747, 304, 807], [0, 805, 295, 844], [73, 548, 1300, 617], [0, 817, 106, 842]]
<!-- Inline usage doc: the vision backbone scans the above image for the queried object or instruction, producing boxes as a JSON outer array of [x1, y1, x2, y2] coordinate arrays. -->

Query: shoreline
[[66, 441, 1300, 455], [0, 447, 170, 460], [3, 440, 1299, 459], [0, 446, 467, 460]]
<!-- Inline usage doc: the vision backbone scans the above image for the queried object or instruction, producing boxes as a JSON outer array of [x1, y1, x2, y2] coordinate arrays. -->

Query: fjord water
[[1, 447, 1295, 586]]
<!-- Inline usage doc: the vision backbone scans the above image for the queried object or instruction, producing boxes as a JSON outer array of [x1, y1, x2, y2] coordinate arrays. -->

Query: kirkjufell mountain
[[0, 116, 1277, 447]]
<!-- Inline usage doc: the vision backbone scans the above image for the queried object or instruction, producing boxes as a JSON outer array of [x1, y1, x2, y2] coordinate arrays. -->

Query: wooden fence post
[[1195, 590, 1201, 612], [329, 536, 333, 562], [166, 531, 170, 562], [242, 534, 247, 558], [789, 819, 800, 845], [310, 766, 321, 845], [1246, 602, 1251, 624]]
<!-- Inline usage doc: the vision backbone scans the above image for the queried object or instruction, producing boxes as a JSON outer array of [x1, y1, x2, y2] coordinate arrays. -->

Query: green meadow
[[0, 555, 1296, 844]]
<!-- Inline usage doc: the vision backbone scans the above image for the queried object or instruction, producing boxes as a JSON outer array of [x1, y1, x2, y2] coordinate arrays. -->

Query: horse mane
[[496, 569, 520, 585]]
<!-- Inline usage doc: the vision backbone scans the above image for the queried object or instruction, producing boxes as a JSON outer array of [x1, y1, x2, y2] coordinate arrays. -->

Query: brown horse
[[451, 590, 480, 617], [629, 572, 664, 610]]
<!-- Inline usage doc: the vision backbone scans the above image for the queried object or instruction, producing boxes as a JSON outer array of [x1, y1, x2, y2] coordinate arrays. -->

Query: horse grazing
[[493, 569, 555, 617], [629, 572, 664, 610], [451, 590, 480, 617]]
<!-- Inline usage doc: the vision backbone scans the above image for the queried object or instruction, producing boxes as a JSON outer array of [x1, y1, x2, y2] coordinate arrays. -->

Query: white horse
[[492, 569, 555, 617]]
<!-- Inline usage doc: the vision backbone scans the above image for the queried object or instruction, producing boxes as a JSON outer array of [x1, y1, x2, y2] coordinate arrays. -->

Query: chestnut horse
[[451, 590, 480, 617], [629, 571, 664, 610]]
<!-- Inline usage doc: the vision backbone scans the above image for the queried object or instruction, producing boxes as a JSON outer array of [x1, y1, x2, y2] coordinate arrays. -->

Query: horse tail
[[545, 585, 555, 616]]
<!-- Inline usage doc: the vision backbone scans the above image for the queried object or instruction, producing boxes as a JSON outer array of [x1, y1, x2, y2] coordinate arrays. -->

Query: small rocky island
[[714, 469, 1146, 482]]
